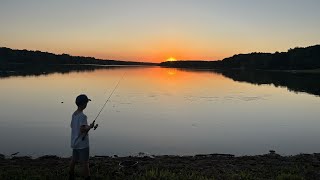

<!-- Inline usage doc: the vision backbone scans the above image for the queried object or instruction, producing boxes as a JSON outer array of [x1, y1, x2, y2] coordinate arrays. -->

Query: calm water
[[1, 67, 320, 157]]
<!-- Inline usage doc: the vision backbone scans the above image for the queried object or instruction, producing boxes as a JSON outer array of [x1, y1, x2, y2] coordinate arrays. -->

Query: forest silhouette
[[160, 45, 320, 70]]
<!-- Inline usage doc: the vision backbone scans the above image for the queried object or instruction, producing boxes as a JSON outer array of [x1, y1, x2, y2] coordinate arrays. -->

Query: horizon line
[[1, 43, 319, 63]]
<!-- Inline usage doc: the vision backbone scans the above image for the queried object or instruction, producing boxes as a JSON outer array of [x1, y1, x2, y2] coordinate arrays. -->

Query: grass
[[0, 167, 212, 180], [276, 173, 304, 180], [137, 168, 213, 180], [0, 166, 307, 180], [1, 153, 319, 179], [1, 167, 306, 180]]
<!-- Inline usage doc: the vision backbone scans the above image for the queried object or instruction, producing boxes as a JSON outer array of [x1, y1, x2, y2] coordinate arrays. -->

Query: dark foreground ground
[[1, 153, 320, 180]]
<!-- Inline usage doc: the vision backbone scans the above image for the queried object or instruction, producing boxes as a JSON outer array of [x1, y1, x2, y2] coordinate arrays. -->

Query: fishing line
[[93, 72, 126, 122], [76, 72, 126, 142]]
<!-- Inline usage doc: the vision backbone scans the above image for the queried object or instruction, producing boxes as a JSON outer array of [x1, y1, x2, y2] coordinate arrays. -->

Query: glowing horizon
[[166, 57, 177, 62], [1, 0, 320, 63]]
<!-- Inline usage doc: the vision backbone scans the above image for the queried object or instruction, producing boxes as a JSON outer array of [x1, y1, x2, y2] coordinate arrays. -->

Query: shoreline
[[1, 152, 320, 179], [160, 65, 320, 74]]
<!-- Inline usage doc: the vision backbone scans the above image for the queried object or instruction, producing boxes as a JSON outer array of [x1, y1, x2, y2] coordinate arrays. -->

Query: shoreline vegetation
[[0, 47, 157, 78], [1, 45, 320, 78], [0, 47, 156, 66], [160, 45, 320, 72], [2, 44, 320, 73], [1, 152, 320, 179]]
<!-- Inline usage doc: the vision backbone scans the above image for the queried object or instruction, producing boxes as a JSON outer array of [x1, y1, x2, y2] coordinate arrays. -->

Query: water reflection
[[217, 70, 320, 96], [180, 69, 320, 97], [1, 66, 320, 157], [0, 64, 143, 78], [2, 65, 320, 97]]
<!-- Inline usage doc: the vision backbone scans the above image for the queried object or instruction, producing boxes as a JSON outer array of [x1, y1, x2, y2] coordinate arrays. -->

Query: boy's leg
[[69, 159, 76, 179], [79, 147, 90, 179], [69, 158, 76, 173], [69, 149, 78, 180], [82, 161, 90, 179]]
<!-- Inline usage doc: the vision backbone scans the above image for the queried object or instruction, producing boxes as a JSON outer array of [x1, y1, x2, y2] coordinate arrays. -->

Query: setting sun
[[166, 57, 177, 62]]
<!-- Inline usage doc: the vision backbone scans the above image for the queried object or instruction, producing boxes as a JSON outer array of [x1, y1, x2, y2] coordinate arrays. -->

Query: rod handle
[[81, 124, 98, 141]]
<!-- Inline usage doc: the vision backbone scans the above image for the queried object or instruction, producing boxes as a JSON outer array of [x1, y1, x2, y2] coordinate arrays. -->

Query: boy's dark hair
[[76, 94, 91, 106]]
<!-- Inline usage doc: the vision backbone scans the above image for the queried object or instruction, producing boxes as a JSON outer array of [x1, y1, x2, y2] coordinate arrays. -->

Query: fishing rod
[[81, 72, 126, 141]]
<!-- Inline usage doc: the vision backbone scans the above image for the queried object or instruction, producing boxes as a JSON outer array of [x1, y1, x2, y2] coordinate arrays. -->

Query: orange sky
[[1, 1, 320, 62]]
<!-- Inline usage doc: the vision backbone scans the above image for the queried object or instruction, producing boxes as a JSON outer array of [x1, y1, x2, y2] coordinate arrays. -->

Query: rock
[[194, 154, 209, 158], [269, 150, 276, 154], [94, 155, 111, 158]]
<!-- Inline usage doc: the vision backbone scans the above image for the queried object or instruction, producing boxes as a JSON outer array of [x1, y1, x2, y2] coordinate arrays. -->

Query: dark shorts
[[72, 147, 89, 162]]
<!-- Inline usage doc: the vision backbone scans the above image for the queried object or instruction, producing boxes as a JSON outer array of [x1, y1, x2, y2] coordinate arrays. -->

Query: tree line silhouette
[[0, 47, 155, 66], [160, 45, 320, 70]]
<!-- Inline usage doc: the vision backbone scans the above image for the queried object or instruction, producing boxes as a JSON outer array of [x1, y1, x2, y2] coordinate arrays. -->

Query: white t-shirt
[[70, 111, 89, 149]]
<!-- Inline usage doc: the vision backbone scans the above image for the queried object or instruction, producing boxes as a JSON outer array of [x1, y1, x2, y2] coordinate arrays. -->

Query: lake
[[0, 66, 320, 157]]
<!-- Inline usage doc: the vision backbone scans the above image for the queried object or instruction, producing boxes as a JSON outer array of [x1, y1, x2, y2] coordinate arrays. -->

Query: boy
[[69, 94, 94, 180]]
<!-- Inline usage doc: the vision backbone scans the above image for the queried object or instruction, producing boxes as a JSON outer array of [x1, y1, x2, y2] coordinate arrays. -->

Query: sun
[[166, 57, 176, 62]]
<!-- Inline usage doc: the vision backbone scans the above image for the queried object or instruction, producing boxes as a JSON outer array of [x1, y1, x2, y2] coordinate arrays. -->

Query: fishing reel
[[94, 124, 98, 130]]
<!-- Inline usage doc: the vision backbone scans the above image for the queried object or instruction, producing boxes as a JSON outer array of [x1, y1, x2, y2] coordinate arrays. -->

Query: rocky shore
[[1, 152, 320, 180]]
